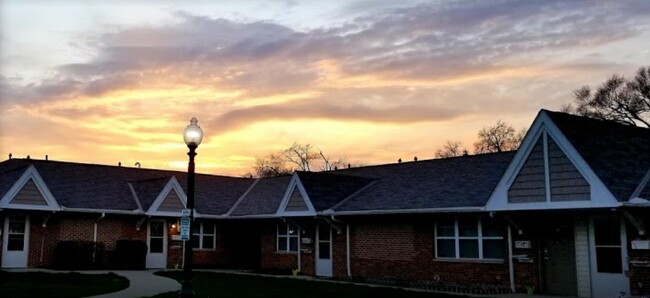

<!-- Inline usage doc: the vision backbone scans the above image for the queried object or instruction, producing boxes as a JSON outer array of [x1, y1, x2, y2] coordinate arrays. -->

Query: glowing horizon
[[1, 1, 649, 176]]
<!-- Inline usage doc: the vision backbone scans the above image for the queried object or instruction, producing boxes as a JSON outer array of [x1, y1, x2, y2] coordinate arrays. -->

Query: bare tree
[[564, 66, 650, 128], [252, 153, 292, 178], [434, 140, 465, 158], [474, 120, 526, 154], [282, 142, 320, 171], [317, 148, 345, 171]]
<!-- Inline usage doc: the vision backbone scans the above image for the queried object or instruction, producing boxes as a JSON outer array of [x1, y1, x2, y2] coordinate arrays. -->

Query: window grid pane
[[435, 218, 504, 260]]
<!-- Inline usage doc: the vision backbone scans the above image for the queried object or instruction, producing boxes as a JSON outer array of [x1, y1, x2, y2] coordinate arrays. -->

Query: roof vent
[[414, 156, 418, 162], [118, 162, 122, 167], [398, 158, 402, 164], [134, 162, 141, 168], [8, 153, 12, 159], [27, 155, 31, 160], [45, 155, 48, 161], [347, 163, 351, 169]]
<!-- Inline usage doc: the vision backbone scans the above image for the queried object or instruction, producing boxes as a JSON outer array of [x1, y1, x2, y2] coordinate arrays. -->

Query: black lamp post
[[180, 117, 203, 298]]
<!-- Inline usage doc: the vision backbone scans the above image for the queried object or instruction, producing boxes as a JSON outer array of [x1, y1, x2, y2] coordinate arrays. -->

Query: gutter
[[60, 207, 143, 215], [320, 206, 485, 216]]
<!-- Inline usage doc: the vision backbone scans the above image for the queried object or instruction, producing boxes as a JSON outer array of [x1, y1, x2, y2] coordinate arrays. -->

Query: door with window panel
[[589, 218, 629, 298], [146, 220, 167, 268], [2, 215, 30, 268], [316, 225, 332, 277]]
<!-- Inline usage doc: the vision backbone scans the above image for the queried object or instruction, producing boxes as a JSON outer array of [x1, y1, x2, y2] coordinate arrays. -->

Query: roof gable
[[146, 176, 187, 216], [486, 110, 618, 211], [545, 110, 650, 201], [0, 165, 60, 211], [276, 173, 316, 216]]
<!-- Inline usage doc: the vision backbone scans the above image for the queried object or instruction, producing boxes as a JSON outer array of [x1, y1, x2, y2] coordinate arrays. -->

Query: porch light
[[180, 117, 203, 298]]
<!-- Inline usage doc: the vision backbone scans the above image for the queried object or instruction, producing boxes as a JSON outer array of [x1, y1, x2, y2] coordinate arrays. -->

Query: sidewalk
[[83, 270, 180, 298]]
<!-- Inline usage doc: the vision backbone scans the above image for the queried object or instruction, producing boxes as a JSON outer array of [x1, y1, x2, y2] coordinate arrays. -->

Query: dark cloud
[[207, 100, 462, 133], [3, 0, 649, 125]]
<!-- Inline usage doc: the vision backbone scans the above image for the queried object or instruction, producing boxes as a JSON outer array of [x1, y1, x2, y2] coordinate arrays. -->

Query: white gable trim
[[145, 176, 188, 217], [0, 165, 60, 211], [275, 173, 316, 216], [225, 179, 260, 216], [486, 111, 619, 211]]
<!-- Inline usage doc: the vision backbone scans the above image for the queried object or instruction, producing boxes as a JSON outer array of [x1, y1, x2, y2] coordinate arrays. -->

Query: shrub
[[53, 241, 105, 270], [113, 240, 147, 269]]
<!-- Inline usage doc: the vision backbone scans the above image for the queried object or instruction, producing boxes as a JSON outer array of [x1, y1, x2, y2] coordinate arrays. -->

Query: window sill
[[192, 248, 216, 251], [433, 258, 504, 264], [275, 251, 299, 255]]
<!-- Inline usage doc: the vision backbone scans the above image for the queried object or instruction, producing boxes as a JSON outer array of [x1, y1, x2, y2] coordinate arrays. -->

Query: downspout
[[330, 215, 351, 277], [93, 213, 106, 263], [297, 229, 302, 272], [507, 225, 515, 292], [346, 224, 351, 277]]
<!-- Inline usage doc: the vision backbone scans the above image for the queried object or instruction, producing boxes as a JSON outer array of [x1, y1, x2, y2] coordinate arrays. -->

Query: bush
[[113, 240, 147, 269], [53, 241, 105, 270]]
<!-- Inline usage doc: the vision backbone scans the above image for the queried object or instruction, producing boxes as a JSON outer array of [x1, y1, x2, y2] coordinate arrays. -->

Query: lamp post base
[[179, 281, 196, 298]]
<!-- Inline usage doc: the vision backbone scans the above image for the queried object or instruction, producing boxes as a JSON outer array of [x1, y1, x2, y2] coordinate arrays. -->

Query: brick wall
[[628, 214, 650, 297], [259, 221, 298, 272], [347, 216, 512, 293]]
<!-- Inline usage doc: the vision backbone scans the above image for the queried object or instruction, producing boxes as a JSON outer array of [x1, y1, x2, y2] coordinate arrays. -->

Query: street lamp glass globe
[[183, 117, 203, 147]]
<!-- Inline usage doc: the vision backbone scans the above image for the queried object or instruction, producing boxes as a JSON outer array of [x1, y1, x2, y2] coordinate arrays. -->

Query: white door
[[146, 220, 167, 268], [589, 218, 629, 298], [316, 225, 333, 277], [2, 215, 30, 268]]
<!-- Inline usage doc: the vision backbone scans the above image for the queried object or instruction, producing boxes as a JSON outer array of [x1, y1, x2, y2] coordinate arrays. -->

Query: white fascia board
[[275, 173, 317, 216], [0, 165, 61, 211], [127, 182, 144, 212], [60, 207, 144, 215], [225, 179, 259, 216], [146, 176, 188, 215], [486, 111, 619, 212], [321, 206, 485, 216]]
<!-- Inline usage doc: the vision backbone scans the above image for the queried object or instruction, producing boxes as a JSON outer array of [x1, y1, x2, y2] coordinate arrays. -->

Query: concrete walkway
[[84, 270, 180, 298]]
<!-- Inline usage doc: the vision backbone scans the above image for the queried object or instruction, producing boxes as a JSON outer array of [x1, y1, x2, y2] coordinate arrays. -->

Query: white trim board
[[145, 176, 188, 216], [0, 165, 60, 211], [486, 111, 619, 211], [275, 173, 316, 216]]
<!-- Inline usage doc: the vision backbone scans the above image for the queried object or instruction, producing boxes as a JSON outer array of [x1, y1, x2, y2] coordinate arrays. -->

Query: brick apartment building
[[1, 109, 649, 298]]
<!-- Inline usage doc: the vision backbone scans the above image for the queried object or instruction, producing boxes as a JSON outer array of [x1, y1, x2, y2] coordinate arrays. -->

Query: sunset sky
[[1, 0, 649, 176]]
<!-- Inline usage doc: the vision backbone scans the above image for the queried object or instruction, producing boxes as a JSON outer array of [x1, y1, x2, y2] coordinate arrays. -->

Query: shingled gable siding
[[509, 138, 546, 203], [10, 180, 48, 205], [285, 188, 308, 211], [548, 138, 590, 201], [157, 190, 184, 212]]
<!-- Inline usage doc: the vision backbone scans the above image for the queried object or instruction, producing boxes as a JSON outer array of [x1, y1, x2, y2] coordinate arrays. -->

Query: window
[[277, 222, 299, 252], [192, 221, 216, 250], [435, 217, 504, 260]]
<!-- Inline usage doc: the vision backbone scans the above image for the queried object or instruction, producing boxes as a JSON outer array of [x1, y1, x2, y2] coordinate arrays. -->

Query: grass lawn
[[0, 271, 129, 298], [150, 271, 467, 298]]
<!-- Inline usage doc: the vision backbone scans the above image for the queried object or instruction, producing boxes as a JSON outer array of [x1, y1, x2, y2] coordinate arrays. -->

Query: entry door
[[146, 220, 167, 268], [541, 220, 577, 295], [316, 225, 332, 277], [2, 215, 30, 268], [589, 218, 629, 298]]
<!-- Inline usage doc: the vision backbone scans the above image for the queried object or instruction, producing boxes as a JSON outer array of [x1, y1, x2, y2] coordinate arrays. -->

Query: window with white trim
[[277, 222, 299, 253], [192, 221, 216, 250], [435, 217, 504, 260]]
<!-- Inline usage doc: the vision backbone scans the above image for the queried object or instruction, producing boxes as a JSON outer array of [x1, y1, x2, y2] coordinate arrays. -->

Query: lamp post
[[180, 117, 203, 298]]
